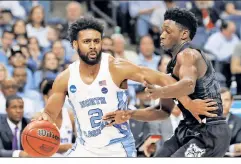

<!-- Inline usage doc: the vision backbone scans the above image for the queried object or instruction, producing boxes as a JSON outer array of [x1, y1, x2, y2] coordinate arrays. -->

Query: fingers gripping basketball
[[21, 120, 60, 157]]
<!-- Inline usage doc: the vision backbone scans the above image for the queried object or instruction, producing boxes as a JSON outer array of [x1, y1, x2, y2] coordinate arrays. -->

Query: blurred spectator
[[61, 1, 84, 40], [33, 52, 59, 90], [52, 40, 69, 71], [7, 46, 34, 90], [129, 119, 154, 157], [13, 67, 44, 111], [15, 35, 28, 47], [111, 33, 139, 64], [0, 1, 26, 19], [190, 0, 220, 29], [220, 88, 241, 157], [0, 10, 14, 37], [102, 36, 114, 56], [26, 5, 50, 48], [19, 1, 51, 22], [223, 1, 241, 17], [12, 20, 27, 37], [0, 95, 29, 157], [27, 37, 43, 69], [231, 42, 241, 95], [46, 25, 76, 62], [0, 64, 8, 89], [128, 1, 164, 39], [0, 30, 15, 61], [20, 45, 37, 72], [137, 35, 160, 70], [150, 0, 176, 49], [157, 55, 171, 73], [0, 78, 36, 119], [204, 21, 239, 88]]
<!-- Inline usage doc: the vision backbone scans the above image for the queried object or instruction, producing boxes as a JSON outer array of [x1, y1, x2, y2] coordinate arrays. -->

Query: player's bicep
[[177, 52, 198, 85], [121, 59, 174, 86]]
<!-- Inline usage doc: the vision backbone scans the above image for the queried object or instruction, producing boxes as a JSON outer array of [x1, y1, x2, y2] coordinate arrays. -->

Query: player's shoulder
[[177, 48, 200, 63], [108, 55, 136, 68]]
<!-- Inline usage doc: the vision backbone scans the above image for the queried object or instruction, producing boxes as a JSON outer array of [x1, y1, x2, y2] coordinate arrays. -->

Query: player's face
[[74, 29, 102, 65], [221, 91, 233, 116], [160, 20, 188, 51], [6, 99, 24, 123]]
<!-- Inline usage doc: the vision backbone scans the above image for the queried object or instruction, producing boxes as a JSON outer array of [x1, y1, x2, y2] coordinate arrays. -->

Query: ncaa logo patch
[[101, 87, 108, 94], [70, 85, 77, 93]]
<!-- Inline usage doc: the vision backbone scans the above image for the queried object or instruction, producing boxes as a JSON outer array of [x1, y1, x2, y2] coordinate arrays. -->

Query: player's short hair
[[68, 17, 104, 46], [6, 95, 23, 108], [164, 8, 198, 40], [220, 87, 233, 99]]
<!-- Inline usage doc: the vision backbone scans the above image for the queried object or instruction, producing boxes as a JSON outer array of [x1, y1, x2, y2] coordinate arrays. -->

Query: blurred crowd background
[[1, 0, 241, 158]]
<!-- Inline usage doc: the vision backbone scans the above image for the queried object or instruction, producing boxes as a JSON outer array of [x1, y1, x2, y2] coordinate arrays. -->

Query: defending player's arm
[[103, 99, 173, 123], [146, 50, 198, 99], [38, 69, 69, 125]]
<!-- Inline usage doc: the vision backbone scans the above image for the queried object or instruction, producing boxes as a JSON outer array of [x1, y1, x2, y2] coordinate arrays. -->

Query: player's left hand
[[144, 81, 162, 100], [102, 110, 132, 126]]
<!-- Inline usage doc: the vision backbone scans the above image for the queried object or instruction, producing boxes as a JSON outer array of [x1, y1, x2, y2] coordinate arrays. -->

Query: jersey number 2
[[88, 108, 103, 128]]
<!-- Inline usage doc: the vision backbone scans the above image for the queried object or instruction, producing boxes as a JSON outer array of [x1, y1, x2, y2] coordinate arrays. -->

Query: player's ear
[[181, 30, 189, 40], [73, 40, 78, 51]]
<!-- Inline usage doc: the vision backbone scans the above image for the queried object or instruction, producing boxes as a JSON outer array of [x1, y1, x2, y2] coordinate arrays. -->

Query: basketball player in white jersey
[[37, 17, 217, 157], [34, 79, 75, 156]]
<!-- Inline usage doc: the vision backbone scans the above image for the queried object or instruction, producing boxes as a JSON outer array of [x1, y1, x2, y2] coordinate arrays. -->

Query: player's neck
[[170, 40, 189, 57], [79, 60, 101, 75]]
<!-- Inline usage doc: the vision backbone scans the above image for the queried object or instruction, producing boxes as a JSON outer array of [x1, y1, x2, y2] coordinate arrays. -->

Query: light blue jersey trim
[[68, 99, 85, 145], [64, 141, 78, 156], [121, 135, 137, 157]]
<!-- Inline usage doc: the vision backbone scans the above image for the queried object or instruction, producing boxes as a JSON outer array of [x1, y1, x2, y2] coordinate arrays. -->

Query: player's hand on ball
[[32, 112, 58, 130], [186, 99, 218, 123], [19, 151, 31, 158], [102, 110, 132, 126]]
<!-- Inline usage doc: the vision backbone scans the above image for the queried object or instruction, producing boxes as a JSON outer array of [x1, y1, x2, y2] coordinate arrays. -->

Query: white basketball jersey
[[67, 53, 133, 148], [59, 108, 73, 144]]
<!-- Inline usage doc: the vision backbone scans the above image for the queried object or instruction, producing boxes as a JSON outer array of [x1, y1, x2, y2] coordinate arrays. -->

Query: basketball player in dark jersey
[[103, 8, 231, 157]]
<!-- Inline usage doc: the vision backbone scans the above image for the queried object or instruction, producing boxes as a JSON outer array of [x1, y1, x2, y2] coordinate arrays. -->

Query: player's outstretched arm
[[117, 58, 194, 99], [38, 69, 69, 125]]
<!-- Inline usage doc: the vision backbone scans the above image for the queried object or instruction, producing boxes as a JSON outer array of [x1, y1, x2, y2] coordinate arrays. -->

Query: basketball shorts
[[64, 138, 137, 157], [156, 118, 231, 157]]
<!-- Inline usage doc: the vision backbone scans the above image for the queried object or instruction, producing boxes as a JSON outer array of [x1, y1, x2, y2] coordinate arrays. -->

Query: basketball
[[21, 120, 60, 157]]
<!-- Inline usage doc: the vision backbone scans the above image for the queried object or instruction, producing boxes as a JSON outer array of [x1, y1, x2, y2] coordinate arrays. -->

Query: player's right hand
[[102, 110, 132, 126], [32, 112, 58, 129]]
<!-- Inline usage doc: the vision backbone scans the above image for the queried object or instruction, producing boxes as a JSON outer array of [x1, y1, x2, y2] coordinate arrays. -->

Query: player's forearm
[[130, 107, 170, 121], [155, 79, 195, 99], [44, 94, 65, 122]]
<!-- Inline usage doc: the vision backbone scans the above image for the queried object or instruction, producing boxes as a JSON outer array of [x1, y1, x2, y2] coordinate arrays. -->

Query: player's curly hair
[[68, 17, 104, 47], [164, 8, 198, 40]]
